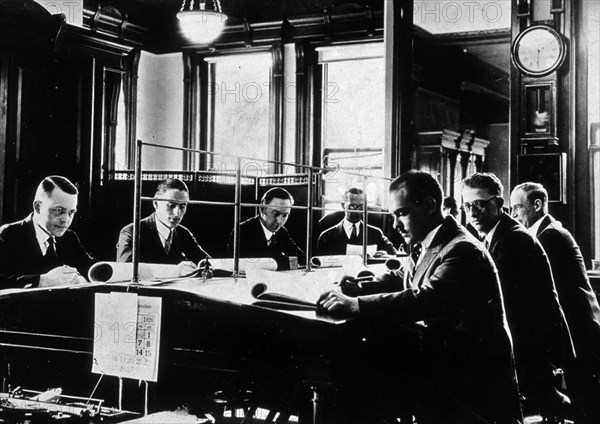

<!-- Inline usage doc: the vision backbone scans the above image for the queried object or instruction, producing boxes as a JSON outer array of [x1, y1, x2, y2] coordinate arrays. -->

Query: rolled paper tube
[[88, 262, 181, 283], [385, 258, 402, 271], [356, 269, 375, 279], [309, 255, 362, 269], [206, 257, 278, 273]]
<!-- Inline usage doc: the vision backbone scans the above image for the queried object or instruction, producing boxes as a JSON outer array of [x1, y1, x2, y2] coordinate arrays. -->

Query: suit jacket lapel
[[413, 247, 437, 287], [536, 215, 554, 237], [148, 214, 167, 254], [24, 214, 44, 259], [489, 213, 510, 255], [412, 216, 456, 287]]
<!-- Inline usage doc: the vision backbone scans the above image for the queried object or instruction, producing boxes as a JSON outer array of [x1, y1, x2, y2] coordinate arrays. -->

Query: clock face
[[513, 25, 566, 77]]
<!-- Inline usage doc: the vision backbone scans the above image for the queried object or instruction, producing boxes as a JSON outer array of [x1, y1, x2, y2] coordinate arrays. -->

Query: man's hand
[[318, 290, 360, 315], [177, 260, 198, 276], [39, 266, 83, 287]]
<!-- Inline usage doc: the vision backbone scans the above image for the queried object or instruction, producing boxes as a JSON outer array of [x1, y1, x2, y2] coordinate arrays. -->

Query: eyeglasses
[[49, 207, 77, 217], [345, 204, 365, 211], [461, 197, 498, 213]]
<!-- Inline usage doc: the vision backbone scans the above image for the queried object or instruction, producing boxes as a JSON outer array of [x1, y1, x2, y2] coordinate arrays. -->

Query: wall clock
[[512, 25, 567, 77]]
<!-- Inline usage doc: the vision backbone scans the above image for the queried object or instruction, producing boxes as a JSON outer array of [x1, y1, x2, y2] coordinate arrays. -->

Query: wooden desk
[[0, 268, 402, 423]]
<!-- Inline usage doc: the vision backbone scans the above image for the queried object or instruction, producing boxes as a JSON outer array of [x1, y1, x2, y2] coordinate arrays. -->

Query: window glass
[[318, 43, 386, 211], [114, 80, 127, 170], [206, 52, 272, 177]]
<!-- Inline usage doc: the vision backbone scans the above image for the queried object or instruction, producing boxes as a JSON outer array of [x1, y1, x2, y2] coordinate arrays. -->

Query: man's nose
[[467, 208, 479, 218], [393, 218, 405, 232]]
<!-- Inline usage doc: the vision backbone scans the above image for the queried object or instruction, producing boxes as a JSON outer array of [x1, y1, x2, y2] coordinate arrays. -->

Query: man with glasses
[[511, 182, 600, 424], [316, 187, 396, 256], [318, 171, 521, 424], [462, 172, 573, 422], [0, 175, 93, 289], [117, 178, 210, 274]]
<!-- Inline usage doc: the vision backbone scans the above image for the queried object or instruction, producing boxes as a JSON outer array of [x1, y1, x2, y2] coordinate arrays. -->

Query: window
[[206, 52, 273, 177], [136, 52, 184, 170], [317, 42, 386, 210]]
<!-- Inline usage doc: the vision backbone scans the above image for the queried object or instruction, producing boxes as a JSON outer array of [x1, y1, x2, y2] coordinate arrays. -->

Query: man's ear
[[152, 200, 158, 210], [423, 196, 437, 214], [496, 196, 505, 209], [33, 200, 41, 214], [533, 198, 543, 212]]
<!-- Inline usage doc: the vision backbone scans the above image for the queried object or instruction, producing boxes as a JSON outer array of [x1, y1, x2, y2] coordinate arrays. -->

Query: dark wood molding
[[174, 8, 384, 54], [82, 6, 147, 47], [270, 43, 284, 172], [182, 52, 201, 170], [384, 0, 414, 178]]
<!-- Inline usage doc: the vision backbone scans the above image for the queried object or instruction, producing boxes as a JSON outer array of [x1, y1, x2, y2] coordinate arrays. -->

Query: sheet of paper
[[346, 244, 377, 257], [208, 257, 278, 272], [92, 293, 162, 382]]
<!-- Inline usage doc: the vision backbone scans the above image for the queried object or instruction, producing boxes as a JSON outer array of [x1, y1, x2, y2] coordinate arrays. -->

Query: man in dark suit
[[511, 182, 600, 424], [117, 178, 210, 273], [227, 187, 304, 271], [316, 187, 396, 256], [0, 175, 93, 289], [319, 171, 521, 424], [462, 172, 573, 421]]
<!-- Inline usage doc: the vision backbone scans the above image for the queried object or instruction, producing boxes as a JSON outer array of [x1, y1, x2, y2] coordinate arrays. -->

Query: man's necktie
[[350, 223, 358, 241], [406, 243, 422, 287], [45, 236, 57, 259], [165, 230, 173, 254]]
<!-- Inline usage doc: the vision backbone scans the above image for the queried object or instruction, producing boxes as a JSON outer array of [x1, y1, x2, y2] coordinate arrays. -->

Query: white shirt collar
[[343, 218, 361, 238], [33, 219, 54, 255], [484, 219, 501, 246], [420, 223, 443, 251], [527, 214, 547, 237], [155, 215, 172, 248], [259, 219, 276, 243]]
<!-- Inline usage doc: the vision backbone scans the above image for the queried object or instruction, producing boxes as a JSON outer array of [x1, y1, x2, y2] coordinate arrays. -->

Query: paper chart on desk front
[[92, 292, 162, 382]]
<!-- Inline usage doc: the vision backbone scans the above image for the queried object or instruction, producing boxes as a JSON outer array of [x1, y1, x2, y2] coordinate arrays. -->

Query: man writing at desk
[[0, 175, 93, 289], [318, 171, 521, 424], [316, 187, 396, 257], [227, 187, 304, 271], [117, 178, 210, 274]]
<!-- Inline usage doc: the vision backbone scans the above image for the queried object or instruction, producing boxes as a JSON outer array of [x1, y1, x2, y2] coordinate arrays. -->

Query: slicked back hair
[[35, 175, 78, 200], [155, 178, 189, 197], [462, 172, 503, 197], [513, 181, 548, 207], [389, 170, 443, 207], [261, 187, 294, 205], [344, 187, 365, 202], [443, 196, 459, 216]]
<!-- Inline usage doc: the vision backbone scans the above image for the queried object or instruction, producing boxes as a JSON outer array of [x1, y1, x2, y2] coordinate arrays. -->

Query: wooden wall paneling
[[0, 49, 8, 224], [384, 0, 414, 179], [182, 52, 200, 170], [270, 43, 284, 173]]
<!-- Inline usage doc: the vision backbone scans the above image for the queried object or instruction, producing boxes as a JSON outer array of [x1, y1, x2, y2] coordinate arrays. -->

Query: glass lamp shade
[[177, 8, 227, 44]]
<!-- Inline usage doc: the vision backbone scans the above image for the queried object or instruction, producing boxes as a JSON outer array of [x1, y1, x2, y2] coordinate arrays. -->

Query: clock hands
[[536, 46, 545, 67]]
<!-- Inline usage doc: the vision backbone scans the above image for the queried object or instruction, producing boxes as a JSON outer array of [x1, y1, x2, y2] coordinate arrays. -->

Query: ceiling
[[82, 0, 381, 28], [34, 0, 511, 72]]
